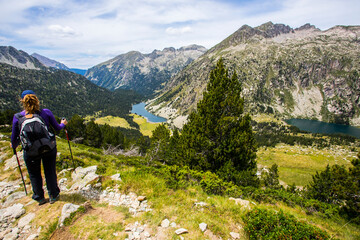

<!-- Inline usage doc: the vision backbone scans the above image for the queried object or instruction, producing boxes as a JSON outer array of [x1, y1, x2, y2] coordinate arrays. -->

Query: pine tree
[[145, 124, 171, 165], [85, 120, 103, 148], [178, 58, 257, 185]]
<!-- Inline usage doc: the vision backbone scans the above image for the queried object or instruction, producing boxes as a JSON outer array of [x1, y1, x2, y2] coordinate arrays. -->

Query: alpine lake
[[131, 102, 167, 123], [285, 118, 360, 139]]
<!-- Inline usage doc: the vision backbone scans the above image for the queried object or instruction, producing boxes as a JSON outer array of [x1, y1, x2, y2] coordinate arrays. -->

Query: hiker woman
[[11, 90, 68, 205]]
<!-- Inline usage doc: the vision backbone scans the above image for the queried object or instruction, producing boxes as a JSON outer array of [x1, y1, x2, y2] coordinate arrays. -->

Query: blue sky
[[0, 0, 359, 68]]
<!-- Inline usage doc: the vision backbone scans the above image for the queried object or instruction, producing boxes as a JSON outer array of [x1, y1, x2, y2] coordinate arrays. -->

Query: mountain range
[[85, 45, 207, 96], [31, 53, 87, 75], [147, 22, 360, 127], [1, 22, 359, 127]]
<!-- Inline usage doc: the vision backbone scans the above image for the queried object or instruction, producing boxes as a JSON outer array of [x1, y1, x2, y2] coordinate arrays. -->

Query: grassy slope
[[92, 114, 163, 137], [253, 113, 357, 187], [1, 133, 359, 239], [257, 144, 355, 187]]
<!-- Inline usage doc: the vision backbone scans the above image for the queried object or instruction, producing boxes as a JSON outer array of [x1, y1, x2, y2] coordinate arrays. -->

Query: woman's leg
[[23, 152, 44, 201], [42, 148, 60, 199]]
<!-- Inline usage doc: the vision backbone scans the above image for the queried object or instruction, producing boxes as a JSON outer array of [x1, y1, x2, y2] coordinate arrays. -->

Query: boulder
[[0, 181, 20, 200], [161, 219, 170, 228], [58, 203, 80, 227], [199, 222, 207, 232], [0, 203, 25, 223], [230, 232, 240, 239], [229, 197, 251, 209], [3, 191, 26, 207], [110, 173, 121, 181], [175, 228, 188, 235], [18, 213, 35, 228], [4, 152, 23, 171], [70, 166, 99, 191]]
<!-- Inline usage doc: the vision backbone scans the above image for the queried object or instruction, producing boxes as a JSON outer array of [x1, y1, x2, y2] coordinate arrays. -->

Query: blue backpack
[[16, 112, 56, 156]]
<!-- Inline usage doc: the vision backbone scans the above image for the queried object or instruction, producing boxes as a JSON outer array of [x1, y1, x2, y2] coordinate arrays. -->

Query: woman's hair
[[21, 94, 40, 114]]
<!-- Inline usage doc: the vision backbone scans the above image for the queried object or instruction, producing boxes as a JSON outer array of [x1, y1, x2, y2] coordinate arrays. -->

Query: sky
[[0, 0, 359, 69]]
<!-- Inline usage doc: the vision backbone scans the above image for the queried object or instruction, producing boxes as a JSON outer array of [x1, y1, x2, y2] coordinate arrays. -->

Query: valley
[[0, 21, 360, 239]]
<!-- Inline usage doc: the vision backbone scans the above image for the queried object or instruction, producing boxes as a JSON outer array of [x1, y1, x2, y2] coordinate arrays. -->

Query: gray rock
[[143, 231, 151, 237], [4, 152, 24, 170], [229, 197, 251, 209], [58, 178, 68, 191], [175, 228, 188, 235], [18, 213, 35, 228], [110, 173, 121, 181], [26, 234, 38, 240], [3, 191, 26, 207], [199, 222, 207, 232], [0, 203, 25, 224], [230, 232, 240, 239], [70, 166, 99, 191], [3, 232, 18, 240], [161, 219, 170, 228], [194, 201, 208, 207], [0, 181, 20, 199], [59, 203, 80, 227]]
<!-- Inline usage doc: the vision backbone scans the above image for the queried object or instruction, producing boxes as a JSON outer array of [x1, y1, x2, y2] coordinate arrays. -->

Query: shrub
[[243, 208, 331, 239]]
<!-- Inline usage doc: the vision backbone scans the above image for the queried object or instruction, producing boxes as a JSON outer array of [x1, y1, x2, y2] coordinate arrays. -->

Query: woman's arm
[[11, 115, 20, 149], [42, 109, 67, 131]]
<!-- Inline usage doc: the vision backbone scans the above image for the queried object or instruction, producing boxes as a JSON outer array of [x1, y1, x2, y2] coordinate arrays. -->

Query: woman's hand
[[61, 118, 68, 125]]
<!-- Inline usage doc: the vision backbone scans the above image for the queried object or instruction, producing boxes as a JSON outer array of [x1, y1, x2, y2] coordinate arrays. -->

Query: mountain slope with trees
[[149, 22, 360, 126], [0, 63, 142, 118]]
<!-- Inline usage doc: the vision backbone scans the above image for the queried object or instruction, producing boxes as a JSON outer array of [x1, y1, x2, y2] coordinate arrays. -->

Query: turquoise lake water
[[131, 102, 167, 123], [285, 119, 360, 139]]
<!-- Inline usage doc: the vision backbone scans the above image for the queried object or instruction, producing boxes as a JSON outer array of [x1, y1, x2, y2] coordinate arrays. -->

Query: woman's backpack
[[15, 113, 56, 157]]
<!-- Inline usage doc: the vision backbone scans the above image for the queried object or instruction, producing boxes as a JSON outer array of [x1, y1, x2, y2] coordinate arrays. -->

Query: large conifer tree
[[178, 58, 257, 185]]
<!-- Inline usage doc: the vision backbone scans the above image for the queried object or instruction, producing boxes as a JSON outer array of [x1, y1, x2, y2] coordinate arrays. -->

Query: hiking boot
[[49, 194, 60, 204], [38, 198, 46, 206]]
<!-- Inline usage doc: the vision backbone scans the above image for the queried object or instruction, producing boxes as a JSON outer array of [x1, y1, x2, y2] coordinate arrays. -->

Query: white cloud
[[48, 25, 78, 38], [166, 26, 193, 35], [0, 0, 359, 68]]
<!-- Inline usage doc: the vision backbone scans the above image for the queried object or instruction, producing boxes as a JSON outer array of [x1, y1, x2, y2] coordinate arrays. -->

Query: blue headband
[[21, 90, 36, 99]]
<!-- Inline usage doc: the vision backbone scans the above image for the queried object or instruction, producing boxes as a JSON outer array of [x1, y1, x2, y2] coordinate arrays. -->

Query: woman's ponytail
[[21, 94, 40, 114]]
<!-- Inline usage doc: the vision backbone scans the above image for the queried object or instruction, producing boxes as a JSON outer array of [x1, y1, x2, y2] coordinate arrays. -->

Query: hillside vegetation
[[0, 63, 142, 118], [0, 122, 359, 239]]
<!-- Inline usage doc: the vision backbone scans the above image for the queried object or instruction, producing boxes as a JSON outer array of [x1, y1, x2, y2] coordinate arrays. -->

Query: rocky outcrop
[[0, 46, 45, 70]]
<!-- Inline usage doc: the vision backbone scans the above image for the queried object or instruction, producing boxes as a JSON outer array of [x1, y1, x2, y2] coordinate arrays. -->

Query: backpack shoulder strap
[[33, 113, 47, 125]]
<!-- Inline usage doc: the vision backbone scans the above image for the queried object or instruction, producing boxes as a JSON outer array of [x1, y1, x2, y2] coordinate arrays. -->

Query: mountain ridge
[[0, 46, 45, 70], [85, 44, 207, 96], [148, 22, 360, 127]]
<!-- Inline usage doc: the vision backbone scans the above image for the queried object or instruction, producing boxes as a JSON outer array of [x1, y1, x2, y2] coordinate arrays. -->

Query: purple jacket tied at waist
[[11, 109, 65, 149]]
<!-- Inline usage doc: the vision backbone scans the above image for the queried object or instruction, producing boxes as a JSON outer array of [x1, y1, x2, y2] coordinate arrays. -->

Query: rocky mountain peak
[[295, 23, 319, 31], [31, 53, 70, 70], [255, 22, 293, 37], [0, 46, 45, 70]]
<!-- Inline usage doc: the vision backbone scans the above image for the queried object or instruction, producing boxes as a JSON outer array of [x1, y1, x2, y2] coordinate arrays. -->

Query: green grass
[[130, 114, 163, 137], [2, 129, 360, 239], [257, 144, 355, 186], [94, 115, 132, 129]]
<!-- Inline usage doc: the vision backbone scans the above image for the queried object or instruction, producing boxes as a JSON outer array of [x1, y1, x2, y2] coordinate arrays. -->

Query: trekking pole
[[13, 148, 27, 195], [63, 120, 76, 172]]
